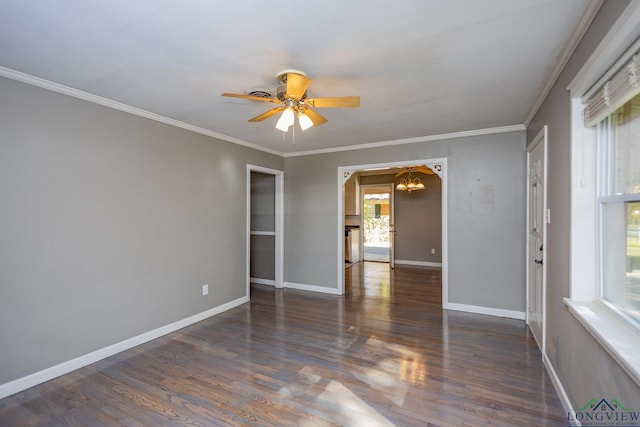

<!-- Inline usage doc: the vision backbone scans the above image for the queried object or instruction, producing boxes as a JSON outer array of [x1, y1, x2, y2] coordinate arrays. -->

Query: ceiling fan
[[221, 69, 360, 133]]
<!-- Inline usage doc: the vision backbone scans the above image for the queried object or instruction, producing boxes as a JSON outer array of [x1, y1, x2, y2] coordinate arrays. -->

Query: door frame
[[337, 158, 447, 299], [360, 183, 395, 266], [246, 164, 284, 298], [525, 125, 548, 358]]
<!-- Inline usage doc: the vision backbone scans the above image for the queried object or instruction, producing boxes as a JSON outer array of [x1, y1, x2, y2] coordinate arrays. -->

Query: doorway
[[362, 184, 394, 267], [337, 158, 447, 298], [246, 165, 284, 299], [526, 126, 547, 357]]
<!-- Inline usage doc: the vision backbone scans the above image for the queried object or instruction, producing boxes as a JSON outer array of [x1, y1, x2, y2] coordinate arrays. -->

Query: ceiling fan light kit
[[297, 110, 314, 131], [275, 107, 295, 131], [221, 69, 360, 139]]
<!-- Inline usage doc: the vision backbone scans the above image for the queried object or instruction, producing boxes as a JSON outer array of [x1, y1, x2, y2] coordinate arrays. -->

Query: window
[[597, 93, 640, 325], [564, 5, 640, 382]]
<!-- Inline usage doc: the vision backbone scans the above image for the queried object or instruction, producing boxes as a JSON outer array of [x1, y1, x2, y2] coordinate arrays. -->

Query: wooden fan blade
[[395, 170, 408, 177], [221, 92, 280, 103], [306, 96, 360, 108], [302, 108, 328, 127], [249, 107, 285, 122], [417, 166, 435, 175], [286, 73, 311, 100]]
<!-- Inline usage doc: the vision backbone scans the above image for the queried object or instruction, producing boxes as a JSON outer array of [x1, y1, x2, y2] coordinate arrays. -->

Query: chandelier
[[396, 171, 425, 193]]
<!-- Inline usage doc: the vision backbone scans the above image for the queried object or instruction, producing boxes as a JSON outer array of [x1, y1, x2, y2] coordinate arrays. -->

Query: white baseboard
[[0, 295, 249, 399], [250, 277, 275, 286], [394, 260, 442, 267], [543, 353, 575, 423], [284, 282, 341, 295], [444, 302, 525, 320]]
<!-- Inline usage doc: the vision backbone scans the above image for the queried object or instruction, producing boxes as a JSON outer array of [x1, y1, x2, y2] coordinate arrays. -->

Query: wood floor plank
[[0, 262, 565, 426]]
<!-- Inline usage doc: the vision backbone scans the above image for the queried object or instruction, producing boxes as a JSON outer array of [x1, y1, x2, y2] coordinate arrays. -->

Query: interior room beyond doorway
[[339, 158, 447, 297]]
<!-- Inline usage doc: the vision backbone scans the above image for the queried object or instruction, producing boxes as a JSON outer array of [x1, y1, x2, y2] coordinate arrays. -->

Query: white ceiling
[[0, 0, 593, 155]]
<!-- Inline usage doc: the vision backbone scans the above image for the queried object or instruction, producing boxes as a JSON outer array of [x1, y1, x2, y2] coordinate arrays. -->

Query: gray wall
[[250, 172, 275, 280], [284, 131, 526, 312], [359, 173, 442, 264], [0, 76, 283, 385], [527, 0, 640, 407]]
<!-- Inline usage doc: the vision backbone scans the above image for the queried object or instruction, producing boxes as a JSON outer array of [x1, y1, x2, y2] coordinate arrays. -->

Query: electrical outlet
[[202, 284, 209, 296], [431, 248, 436, 254]]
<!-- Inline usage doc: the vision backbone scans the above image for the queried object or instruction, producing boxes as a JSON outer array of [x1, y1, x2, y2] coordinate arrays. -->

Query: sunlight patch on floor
[[385, 342, 428, 386], [298, 366, 322, 383], [349, 337, 427, 407], [313, 380, 397, 427], [351, 369, 408, 406]]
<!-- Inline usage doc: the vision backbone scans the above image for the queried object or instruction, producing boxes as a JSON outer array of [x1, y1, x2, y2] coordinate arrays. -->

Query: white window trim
[[566, 1, 640, 388]]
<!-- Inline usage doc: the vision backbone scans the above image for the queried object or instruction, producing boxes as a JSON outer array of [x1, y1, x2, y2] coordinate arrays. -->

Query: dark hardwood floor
[[0, 262, 565, 426]]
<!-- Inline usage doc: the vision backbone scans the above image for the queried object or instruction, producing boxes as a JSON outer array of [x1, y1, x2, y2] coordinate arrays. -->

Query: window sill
[[564, 298, 640, 388]]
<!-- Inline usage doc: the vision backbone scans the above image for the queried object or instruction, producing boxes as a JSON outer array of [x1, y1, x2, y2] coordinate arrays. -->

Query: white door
[[527, 129, 547, 355]]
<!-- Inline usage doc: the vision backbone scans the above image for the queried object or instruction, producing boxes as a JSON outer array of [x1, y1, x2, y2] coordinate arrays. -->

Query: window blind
[[584, 50, 640, 127]]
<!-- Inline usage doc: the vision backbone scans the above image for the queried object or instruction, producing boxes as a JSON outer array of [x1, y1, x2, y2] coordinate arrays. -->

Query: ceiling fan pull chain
[[292, 121, 296, 147]]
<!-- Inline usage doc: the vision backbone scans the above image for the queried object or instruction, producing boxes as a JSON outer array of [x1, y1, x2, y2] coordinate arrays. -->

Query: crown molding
[[0, 66, 284, 157], [1, 66, 525, 159], [283, 124, 526, 158], [523, 0, 604, 126]]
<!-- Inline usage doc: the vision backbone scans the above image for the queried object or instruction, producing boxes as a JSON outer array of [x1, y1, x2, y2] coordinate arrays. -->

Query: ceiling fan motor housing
[[277, 83, 307, 102], [275, 69, 308, 101]]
